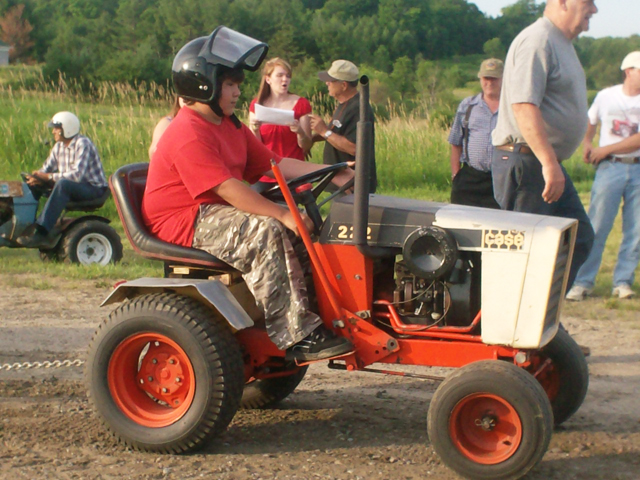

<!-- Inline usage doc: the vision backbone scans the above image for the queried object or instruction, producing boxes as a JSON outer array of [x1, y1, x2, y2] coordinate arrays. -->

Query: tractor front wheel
[[85, 293, 244, 453], [427, 360, 553, 480]]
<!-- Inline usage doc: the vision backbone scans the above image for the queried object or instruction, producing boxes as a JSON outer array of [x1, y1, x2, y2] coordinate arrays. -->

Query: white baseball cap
[[620, 51, 640, 70]]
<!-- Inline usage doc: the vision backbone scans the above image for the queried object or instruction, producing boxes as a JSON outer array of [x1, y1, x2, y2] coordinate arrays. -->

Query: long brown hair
[[169, 96, 182, 118], [255, 57, 292, 105]]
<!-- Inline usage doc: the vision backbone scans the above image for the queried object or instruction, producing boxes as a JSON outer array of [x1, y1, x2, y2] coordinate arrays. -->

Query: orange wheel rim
[[449, 393, 523, 465], [108, 333, 196, 428]]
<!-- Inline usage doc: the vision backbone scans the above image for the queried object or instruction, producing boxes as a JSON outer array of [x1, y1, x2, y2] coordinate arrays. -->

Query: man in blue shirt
[[17, 111, 108, 248], [448, 58, 503, 209]]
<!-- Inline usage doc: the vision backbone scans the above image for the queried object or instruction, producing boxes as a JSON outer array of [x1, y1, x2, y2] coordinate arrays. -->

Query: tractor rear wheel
[[241, 366, 308, 409], [427, 360, 553, 480], [39, 248, 59, 262], [529, 328, 589, 426], [59, 220, 123, 265], [85, 293, 244, 453]]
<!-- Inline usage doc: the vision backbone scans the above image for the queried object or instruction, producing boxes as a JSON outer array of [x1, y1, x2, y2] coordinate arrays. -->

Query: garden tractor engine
[[393, 226, 479, 327]]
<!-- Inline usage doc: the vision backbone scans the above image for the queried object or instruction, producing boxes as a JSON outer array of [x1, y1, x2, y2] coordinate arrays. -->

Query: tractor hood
[[320, 194, 576, 254]]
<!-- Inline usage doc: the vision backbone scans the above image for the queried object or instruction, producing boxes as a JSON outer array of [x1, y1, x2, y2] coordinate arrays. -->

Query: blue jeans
[[36, 178, 107, 232], [573, 161, 640, 289], [492, 148, 594, 290]]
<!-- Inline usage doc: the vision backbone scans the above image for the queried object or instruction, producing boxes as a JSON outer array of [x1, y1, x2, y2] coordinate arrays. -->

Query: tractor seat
[[109, 163, 235, 271], [66, 187, 111, 212]]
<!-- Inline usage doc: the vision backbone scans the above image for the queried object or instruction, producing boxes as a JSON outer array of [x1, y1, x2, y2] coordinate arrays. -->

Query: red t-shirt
[[142, 107, 282, 247], [249, 96, 312, 160]]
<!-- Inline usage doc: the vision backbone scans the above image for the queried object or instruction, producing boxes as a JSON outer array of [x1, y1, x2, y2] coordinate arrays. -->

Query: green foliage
[[483, 38, 506, 59], [5, 0, 494, 86], [576, 35, 640, 90], [489, 0, 544, 49], [2, 0, 638, 122]]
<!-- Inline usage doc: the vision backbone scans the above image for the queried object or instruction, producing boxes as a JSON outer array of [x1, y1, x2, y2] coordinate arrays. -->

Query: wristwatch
[[323, 130, 333, 139]]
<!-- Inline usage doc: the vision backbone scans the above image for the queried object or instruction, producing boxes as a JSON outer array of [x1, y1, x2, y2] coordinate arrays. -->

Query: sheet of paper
[[254, 104, 295, 126]]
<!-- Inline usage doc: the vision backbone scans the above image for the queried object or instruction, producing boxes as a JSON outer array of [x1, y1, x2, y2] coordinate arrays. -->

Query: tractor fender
[[59, 214, 111, 232], [100, 277, 254, 331]]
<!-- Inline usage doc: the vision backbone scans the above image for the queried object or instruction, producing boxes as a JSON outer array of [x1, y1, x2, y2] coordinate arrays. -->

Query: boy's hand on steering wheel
[[280, 210, 314, 236]]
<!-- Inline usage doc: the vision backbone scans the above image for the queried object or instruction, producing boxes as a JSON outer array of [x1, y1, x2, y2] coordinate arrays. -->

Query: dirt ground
[[1, 273, 639, 480]]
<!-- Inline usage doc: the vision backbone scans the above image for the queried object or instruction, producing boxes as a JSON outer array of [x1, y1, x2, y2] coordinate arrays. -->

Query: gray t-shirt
[[492, 16, 588, 161]]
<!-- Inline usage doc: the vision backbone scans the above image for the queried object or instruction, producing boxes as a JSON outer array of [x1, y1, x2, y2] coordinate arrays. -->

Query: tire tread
[[86, 292, 244, 453]]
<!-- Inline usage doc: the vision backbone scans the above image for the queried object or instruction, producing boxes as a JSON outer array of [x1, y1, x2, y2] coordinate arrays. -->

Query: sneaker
[[566, 285, 592, 301], [612, 284, 635, 299], [287, 325, 354, 362]]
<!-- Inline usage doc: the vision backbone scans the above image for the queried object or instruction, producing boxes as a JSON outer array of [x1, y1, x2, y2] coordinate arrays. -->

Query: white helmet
[[48, 111, 80, 138]]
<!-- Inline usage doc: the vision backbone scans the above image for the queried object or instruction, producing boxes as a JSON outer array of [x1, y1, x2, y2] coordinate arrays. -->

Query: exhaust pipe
[[354, 75, 387, 258]]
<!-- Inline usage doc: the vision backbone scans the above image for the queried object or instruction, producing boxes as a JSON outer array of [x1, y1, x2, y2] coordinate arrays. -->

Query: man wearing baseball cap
[[310, 59, 377, 192], [447, 58, 503, 208], [566, 51, 640, 301]]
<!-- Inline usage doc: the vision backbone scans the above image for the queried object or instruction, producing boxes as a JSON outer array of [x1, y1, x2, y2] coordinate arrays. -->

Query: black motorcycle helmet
[[172, 26, 268, 122]]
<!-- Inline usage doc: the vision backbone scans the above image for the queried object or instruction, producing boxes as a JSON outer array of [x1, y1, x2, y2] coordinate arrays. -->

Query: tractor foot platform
[[291, 351, 354, 367]]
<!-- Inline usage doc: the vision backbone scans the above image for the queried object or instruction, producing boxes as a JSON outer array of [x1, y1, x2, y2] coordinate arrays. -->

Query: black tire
[[59, 220, 123, 265], [241, 366, 308, 409], [532, 328, 589, 426], [85, 292, 245, 453], [427, 360, 553, 480], [39, 248, 59, 262]]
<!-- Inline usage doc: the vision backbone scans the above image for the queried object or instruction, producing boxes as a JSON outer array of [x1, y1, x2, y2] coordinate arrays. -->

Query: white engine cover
[[435, 205, 577, 349]]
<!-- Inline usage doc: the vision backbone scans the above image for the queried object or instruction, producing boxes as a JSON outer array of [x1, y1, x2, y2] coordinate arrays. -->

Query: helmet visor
[[200, 26, 268, 72]]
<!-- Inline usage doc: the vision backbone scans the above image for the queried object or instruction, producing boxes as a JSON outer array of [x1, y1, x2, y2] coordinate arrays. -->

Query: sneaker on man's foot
[[566, 285, 592, 301], [612, 284, 635, 299], [287, 326, 354, 363]]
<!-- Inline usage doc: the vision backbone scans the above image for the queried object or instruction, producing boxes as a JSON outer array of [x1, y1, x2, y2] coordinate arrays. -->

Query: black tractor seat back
[[109, 163, 235, 271], [65, 187, 111, 212]]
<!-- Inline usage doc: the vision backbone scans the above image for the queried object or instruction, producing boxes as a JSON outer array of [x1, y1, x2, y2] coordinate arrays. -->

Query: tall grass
[[0, 66, 621, 292], [0, 72, 458, 207], [0, 65, 593, 201]]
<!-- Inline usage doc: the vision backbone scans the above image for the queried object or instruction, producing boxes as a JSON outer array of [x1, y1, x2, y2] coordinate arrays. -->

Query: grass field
[[1, 69, 637, 316]]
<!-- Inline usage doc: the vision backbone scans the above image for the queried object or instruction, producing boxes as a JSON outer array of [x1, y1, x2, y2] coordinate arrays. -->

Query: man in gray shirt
[[491, 0, 598, 290]]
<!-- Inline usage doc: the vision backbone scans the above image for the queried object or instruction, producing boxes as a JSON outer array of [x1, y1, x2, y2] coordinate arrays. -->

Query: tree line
[[1, 0, 639, 116]]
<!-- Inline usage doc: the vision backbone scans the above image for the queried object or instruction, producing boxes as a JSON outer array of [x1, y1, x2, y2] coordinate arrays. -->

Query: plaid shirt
[[41, 135, 108, 187], [448, 93, 498, 172]]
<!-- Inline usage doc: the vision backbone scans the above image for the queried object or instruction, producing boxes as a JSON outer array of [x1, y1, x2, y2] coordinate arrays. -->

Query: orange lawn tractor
[[86, 77, 588, 480]]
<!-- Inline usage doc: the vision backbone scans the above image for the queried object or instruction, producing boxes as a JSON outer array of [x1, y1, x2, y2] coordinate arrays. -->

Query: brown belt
[[607, 156, 640, 165], [496, 144, 533, 155]]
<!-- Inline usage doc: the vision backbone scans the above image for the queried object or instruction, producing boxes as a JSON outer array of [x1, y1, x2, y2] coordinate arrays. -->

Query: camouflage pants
[[193, 204, 321, 349]]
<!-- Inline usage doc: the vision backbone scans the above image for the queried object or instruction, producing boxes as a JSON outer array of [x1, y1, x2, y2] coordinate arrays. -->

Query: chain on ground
[[0, 359, 85, 371]]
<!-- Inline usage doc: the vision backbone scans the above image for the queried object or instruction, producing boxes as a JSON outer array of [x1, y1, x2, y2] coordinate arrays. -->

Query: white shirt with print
[[588, 84, 640, 157]]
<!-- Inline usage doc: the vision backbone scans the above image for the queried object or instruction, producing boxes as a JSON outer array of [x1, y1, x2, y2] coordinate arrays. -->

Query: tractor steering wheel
[[260, 162, 350, 202]]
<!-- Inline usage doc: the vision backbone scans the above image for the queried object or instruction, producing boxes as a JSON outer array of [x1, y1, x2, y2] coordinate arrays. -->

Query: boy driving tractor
[[142, 30, 354, 362]]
